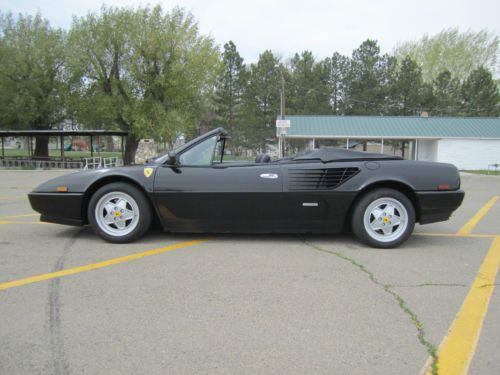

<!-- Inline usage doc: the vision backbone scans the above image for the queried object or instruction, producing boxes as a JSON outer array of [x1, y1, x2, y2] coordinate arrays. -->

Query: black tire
[[351, 188, 415, 248], [88, 182, 152, 243]]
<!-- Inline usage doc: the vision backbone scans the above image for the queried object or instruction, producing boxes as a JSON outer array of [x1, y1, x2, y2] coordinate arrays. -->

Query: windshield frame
[[152, 127, 227, 165]]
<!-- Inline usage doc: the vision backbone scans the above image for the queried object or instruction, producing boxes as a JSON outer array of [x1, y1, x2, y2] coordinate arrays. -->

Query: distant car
[[28, 127, 464, 248]]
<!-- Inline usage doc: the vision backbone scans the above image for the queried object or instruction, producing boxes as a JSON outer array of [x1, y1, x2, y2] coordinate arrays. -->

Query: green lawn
[[461, 169, 500, 176], [2, 149, 122, 160]]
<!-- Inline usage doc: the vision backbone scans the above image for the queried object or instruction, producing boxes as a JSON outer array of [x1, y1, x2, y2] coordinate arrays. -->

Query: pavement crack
[[299, 236, 438, 375], [46, 228, 84, 375], [388, 282, 467, 288]]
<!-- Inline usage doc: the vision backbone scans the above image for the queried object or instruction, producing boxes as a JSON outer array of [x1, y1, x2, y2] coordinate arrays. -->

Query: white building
[[282, 116, 500, 170]]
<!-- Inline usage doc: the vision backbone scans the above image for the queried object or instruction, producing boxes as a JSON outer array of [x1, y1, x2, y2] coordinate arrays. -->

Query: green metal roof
[[282, 116, 500, 139]]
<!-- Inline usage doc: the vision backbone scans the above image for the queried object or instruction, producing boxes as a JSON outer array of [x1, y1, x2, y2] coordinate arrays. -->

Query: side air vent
[[288, 167, 359, 191]]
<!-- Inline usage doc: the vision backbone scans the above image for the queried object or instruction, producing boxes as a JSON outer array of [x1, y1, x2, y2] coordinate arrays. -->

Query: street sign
[[276, 119, 291, 128]]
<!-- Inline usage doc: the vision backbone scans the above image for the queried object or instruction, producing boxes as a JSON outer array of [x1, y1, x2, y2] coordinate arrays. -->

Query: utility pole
[[276, 70, 290, 158], [279, 73, 286, 158]]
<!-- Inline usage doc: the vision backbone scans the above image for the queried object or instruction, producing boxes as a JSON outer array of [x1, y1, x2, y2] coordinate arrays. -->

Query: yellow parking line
[[457, 196, 498, 235], [415, 233, 497, 239], [0, 239, 209, 291], [0, 196, 26, 201], [425, 237, 500, 375], [0, 220, 48, 225], [0, 213, 38, 219]]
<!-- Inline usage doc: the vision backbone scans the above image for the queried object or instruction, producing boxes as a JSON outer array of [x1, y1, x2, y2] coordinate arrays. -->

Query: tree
[[214, 41, 247, 144], [287, 51, 330, 115], [461, 66, 500, 116], [378, 55, 399, 115], [323, 52, 350, 114], [243, 50, 282, 149], [344, 40, 390, 115], [432, 70, 462, 116], [394, 28, 500, 82], [387, 56, 426, 115], [68, 5, 219, 164], [0, 12, 66, 156]]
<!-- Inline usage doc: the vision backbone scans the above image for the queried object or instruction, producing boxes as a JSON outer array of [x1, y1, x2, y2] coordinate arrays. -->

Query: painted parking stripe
[[0, 220, 49, 225], [414, 233, 498, 239], [0, 239, 209, 291], [425, 237, 500, 375], [0, 213, 38, 219], [457, 196, 498, 235], [0, 196, 26, 201]]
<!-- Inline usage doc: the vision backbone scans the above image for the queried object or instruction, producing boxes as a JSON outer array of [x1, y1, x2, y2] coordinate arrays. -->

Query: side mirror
[[166, 152, 178, 166]]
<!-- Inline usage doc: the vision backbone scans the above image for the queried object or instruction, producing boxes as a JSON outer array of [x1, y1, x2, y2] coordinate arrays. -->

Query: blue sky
[[2, 0, 499, 63]]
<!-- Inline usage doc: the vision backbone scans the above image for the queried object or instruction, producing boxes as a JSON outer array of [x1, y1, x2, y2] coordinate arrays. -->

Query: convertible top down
[[29, 127, 464, 248]]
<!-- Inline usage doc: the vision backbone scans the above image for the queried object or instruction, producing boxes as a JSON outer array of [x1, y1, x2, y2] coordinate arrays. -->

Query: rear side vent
[[288, 167, 359, 191]]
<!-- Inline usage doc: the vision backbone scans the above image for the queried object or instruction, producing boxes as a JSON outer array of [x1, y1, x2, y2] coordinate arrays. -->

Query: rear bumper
[[416, 190, 465, 224], [28, 192, 85, 226]]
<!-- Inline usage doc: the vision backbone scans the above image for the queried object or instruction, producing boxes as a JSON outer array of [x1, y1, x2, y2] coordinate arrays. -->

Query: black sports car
[[28, 127, 464, 248]]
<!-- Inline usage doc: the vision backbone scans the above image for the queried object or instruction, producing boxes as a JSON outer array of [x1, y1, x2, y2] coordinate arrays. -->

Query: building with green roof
[[279, 115, 500, 170]]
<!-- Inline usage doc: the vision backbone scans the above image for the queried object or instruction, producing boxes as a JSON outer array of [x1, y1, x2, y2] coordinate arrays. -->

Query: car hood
[[31, 165, 157, 194]]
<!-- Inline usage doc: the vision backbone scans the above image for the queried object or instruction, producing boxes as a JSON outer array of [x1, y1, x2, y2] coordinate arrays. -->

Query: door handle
[[260, 173, 279, 179]]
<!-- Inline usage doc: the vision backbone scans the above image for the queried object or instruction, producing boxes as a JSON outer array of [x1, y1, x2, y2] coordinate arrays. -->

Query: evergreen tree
[[379, 55, 399, 115], [243, 50, 282, 149], [323, 52, 350, 114], [432, 70, 462, 116], [288, 51, 330, 114], [345, 40, 387, 115], [388, 56, 425, 115], [461, 66, 500, 116], [214, 41, 247, 143]]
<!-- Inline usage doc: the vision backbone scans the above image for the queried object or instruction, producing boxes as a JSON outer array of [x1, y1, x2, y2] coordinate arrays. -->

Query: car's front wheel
[[88, 182, 152, 243], [351, 188, 415, 248]]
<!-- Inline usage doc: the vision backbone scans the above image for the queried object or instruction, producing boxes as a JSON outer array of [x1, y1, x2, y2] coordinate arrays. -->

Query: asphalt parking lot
[[0, 170, 499, 375]]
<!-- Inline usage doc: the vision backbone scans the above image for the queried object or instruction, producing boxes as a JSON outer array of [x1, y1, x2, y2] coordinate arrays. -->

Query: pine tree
[[243, 50, 282, 149], [461, 67, 500, 117], [388, 56, 425, 115], [345, 40, 387, 115], [432, 70, 462, 116], [287, 51, 330, 115], [323, 52, 350, 114], [214, 41, 247, 142]]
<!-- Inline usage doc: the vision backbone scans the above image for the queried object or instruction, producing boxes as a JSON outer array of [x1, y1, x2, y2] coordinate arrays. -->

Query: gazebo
[[0, 129, 129, 169], [0, 129, 128, 160]]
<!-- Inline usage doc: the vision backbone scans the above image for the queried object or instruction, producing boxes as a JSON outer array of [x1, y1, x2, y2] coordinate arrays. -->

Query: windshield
[[178, 136, 217, 166]]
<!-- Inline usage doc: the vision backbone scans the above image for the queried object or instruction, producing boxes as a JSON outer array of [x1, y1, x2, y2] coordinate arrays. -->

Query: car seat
[[255, 153, 271, 163]]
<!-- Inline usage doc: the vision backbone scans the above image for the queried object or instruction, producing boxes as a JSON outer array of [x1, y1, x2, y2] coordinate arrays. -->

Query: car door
[[153, 135, 284, 232], [279, 161, 359, 228]]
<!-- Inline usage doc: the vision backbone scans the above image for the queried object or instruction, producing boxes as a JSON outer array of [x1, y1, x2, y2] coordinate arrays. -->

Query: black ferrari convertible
[[28, 127, 464, 248]]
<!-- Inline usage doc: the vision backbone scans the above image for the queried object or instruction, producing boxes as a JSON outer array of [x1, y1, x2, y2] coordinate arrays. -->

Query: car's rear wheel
[[88, 182, 152, 243], [352, 188, 415, 248]]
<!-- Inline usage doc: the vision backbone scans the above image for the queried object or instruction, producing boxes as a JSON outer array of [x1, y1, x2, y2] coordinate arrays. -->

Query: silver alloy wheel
[[363, 197, 408, 243], [94, 191, 140, 237]]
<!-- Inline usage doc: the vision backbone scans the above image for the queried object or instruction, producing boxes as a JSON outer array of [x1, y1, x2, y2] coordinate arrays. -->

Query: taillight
[[437, 184, 450, 191]]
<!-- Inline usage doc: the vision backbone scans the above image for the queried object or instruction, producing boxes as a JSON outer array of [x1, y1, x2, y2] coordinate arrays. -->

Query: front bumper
[[416, 190, 465, 224], [28, 192, 85, 226]]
